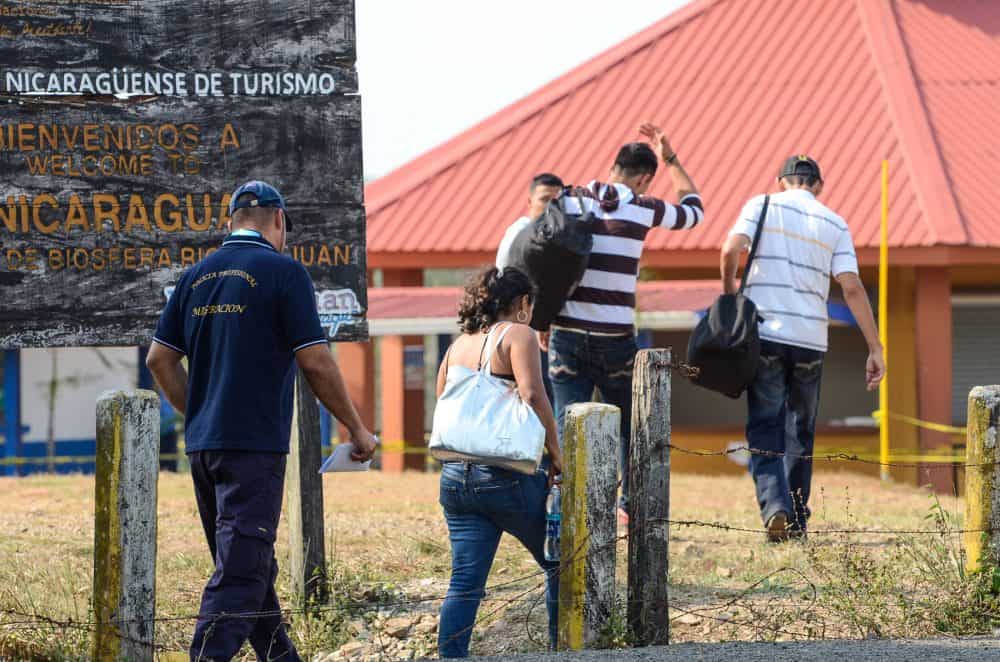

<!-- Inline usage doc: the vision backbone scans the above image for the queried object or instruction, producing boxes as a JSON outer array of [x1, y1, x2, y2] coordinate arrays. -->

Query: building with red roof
[[352, 0, 1000, 489]]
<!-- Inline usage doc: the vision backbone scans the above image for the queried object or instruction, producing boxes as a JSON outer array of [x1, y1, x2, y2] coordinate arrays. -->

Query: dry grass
[[0, 468, 994, 660]]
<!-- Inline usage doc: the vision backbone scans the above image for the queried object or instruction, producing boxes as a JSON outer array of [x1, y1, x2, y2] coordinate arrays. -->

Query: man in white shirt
[[495, 173, 564, 270], [721, 155, 885, 542], [495, 173, 564, 405]]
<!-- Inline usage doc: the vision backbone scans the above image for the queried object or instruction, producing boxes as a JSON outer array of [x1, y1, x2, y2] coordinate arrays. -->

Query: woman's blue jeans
[[438, 462, 558, 657]]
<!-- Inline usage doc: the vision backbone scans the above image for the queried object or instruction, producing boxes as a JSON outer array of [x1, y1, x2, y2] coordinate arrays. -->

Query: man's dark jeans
[[189, 450, 300, 662], [746, 340, 824, 531], [548, 328, 637, 509]]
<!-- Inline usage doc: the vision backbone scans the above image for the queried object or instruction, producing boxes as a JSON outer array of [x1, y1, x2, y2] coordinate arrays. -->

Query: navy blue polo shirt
[[152, 230, 327, 454]]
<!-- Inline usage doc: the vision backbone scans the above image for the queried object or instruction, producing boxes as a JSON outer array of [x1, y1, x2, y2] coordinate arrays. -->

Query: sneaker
[[766, 511, 790, 543], [617, 506, 630, 526]]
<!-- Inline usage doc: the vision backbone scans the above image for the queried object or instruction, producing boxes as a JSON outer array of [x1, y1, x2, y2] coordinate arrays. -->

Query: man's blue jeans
[[548, 328, 637, 510], [438, 463, 558, 658], [746, 340, 824, 531]]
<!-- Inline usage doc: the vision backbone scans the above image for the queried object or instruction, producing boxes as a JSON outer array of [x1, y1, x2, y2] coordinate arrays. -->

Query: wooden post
[[964, 386, 1000, 572], [558, 403, 619, 650], [93, 390, 159, 661], [285, 367, 328, 605], [628, 349, 671, 646]]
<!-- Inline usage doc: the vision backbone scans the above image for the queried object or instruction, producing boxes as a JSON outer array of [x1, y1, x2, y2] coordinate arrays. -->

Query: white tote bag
[[429, 324, 545, 474]]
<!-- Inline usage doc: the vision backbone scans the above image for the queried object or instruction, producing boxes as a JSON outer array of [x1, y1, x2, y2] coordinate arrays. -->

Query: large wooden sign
[[0, 0, 366, 347]]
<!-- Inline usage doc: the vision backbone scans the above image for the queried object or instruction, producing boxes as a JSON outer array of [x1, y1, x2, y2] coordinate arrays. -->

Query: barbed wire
[[663, 518, 990, 536], [667, 442, 986, 468], [0, 443, 982, 470], [2, 441, 992, 658]]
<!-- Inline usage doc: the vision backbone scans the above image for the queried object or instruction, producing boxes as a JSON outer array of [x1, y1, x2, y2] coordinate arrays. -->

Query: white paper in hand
[[319, 442, 372, 473]]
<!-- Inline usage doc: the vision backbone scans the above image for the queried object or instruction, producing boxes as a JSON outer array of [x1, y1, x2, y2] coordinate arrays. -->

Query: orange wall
[[884, 267, 920, 484], [380, 269, 426, 471], [914, 267, 955, 492]]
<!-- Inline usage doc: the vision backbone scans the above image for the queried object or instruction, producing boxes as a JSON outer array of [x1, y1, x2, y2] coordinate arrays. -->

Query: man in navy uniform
[[146, 181, 377, 661]]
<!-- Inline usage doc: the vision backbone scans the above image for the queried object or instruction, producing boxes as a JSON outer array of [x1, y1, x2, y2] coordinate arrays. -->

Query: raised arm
[[639, 122, 699, 199], [637, 123, 704, 230]]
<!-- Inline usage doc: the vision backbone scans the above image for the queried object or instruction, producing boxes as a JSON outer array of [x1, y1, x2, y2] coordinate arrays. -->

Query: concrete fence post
[[964, 386, 1000, 572], [93, 390, 159, 661], [558, 403, 619, 650], [628, 348, 672, 646], [285, 367, 328, 606]]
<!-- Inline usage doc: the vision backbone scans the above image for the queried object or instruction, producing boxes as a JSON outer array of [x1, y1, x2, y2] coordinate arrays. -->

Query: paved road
[[473, 637, 1000, 661]]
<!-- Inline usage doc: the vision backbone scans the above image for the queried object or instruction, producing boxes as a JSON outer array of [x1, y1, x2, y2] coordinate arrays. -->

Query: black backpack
[[686, 195, 770, 398], [505, 188, 595, 331]]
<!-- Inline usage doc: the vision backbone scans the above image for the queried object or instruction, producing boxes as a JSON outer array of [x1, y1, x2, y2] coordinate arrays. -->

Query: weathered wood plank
[[558, 402, 618, 651], [0, 201, 368, 348], [0, 0, 356, 86], [627, 348, 671, 646], [964, 385, 1000, 572], [285, 367, 328, 606], [93, 389, 159, 661], [1, 96, 363, 204]]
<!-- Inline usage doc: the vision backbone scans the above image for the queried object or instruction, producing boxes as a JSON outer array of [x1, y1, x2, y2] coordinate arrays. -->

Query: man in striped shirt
[[721, 155, 885, 542], [547, 123, 704, 522]]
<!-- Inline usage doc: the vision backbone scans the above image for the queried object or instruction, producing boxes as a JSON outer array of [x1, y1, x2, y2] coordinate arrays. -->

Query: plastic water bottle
[[544, 481, 561, 562]]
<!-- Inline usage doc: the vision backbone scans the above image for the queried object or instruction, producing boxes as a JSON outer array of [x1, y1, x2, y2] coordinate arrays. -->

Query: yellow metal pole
[[879, 160, 890, 480]]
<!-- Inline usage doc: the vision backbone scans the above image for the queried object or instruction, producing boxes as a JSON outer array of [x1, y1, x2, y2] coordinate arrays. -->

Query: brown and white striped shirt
[[554, 180, 704, 333]]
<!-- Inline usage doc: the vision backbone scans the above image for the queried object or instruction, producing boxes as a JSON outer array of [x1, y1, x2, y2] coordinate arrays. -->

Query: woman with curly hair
[[435, 266, 562, 657]]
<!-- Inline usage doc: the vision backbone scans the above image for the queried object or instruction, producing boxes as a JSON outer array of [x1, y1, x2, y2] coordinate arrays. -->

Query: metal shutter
[[952, 305, 1000, 424]]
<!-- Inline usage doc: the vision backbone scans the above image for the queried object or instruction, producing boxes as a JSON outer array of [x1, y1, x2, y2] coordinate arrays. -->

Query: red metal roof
[[894, 0, 1000, 247], [368, 281, 720, 320], [366, 0, 999, 265]]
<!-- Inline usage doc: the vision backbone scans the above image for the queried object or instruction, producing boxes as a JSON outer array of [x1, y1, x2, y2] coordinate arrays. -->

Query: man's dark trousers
[[548, 328, 637, 509], [189, 451, 300, 662], [746, 340, 824, 532]]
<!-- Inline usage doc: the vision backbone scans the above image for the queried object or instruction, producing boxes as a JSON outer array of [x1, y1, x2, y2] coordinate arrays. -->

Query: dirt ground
[[0, 467, 983, 660]]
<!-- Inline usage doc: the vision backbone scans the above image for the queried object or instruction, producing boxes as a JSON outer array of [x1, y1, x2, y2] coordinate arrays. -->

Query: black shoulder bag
[[505, 187, 595, 330], [686, 195, 770, 398]]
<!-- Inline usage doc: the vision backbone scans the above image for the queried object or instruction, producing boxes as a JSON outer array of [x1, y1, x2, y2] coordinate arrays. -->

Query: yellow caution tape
[[0, 453, 187, 467], [374, 441, 431, 456], [323, 440, 431, 456], [0, 439, 434, 468], [873, 410, 967, 435], [676, 442, 970, 465]]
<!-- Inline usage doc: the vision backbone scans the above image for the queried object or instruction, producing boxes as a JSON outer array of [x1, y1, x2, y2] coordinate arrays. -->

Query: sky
[[355, 0, 692, 180]]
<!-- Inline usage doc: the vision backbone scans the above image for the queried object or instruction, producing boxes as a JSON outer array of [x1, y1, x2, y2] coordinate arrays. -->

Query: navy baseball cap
[[228, 180, 292, 230], [779, 154, 822, 182]]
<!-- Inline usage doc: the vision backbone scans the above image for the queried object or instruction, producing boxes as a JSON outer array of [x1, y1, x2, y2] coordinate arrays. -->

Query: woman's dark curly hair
[[458, 267, 536, 334]]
